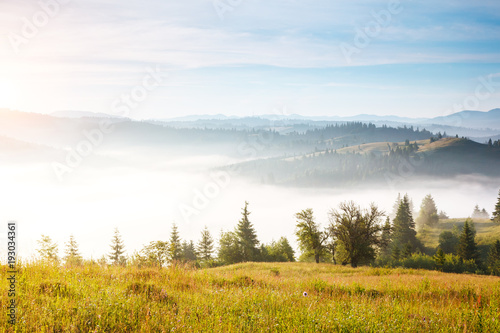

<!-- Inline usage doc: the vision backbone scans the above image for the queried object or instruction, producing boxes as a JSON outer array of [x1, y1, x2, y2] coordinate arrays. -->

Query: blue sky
[[1, 0, 499, 119]]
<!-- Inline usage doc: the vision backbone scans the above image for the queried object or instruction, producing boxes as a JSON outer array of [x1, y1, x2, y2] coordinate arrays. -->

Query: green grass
[[2, 262, 500, 332]]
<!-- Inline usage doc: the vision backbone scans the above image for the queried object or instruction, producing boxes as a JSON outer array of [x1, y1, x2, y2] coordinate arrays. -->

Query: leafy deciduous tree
[[218, 230, 241, 265], [37, 235, 59, 264], [141, 241, 168, 267], [328, 201, 387, 268], [295, 208, 327, 264], [438, 231, 459, 254]]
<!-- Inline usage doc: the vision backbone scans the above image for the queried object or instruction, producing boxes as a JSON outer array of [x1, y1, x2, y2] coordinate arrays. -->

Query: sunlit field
[[1, 262, 499, 332]]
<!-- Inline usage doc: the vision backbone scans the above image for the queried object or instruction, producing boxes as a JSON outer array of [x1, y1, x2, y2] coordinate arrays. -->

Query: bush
[[400, 253, 436, 270]]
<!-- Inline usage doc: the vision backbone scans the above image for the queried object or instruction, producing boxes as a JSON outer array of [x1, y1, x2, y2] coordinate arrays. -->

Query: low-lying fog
[[1, 156, 499, 260]]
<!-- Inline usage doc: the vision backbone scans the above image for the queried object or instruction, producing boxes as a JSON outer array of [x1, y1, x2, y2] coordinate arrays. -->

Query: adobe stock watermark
[[213, 0, 244, 20], [8, 0, 73, 55], [340, 0, 406, 64], [51, 65, 168, 182], [178, 106, 290, 224]]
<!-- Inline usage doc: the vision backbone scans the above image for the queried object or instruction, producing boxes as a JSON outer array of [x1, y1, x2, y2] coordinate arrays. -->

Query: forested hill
[[0, 110, 435, 158], [231, 137, 500, 187]]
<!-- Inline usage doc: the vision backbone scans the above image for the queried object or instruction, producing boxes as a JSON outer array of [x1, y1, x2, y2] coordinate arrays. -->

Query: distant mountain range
[[48, 108, 500, 131], [155, 108, 500, 130]]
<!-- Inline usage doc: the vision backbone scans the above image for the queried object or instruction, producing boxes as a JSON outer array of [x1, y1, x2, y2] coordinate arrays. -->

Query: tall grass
[[1, 262, 499, 332]]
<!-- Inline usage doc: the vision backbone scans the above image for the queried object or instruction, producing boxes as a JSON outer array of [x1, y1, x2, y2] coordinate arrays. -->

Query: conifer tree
[[487, 240, 500, 275], [108, 228, 126, 266], [392, 194, 419, 250], [197, 226, 214, 263], [168, 223, 182, 263], [235, 201, 260, 261], [402, 241, 413, 258], [457, 219, 479, 263], [433, 248, 445, 269], [391, 246, 400, 261], [416, 194, 439, 227], [181, 240, 197, 262], [493, 190, 500, 223], [380, 217, 392, 256], [64, 234, 82, 266]]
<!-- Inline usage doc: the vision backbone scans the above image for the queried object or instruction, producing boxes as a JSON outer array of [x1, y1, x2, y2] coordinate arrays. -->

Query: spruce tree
[[181, 240, 197, 262], [416, 194, 439, 227], [197, 226, 214, 263], [235, 201, 260, 261], [64, 234, 82, 266], [391, 246, 400, 261], [168, 223, 182, 263], [457, 220, 479, 263], [433, 248, 445, 269], [380, 217, 392, 255], [392, 194, 419, 250], [493, 190, 500, 223], [402, 241, 413, 258], [108, 228, 126, 266], [487, 240, 500, 275]]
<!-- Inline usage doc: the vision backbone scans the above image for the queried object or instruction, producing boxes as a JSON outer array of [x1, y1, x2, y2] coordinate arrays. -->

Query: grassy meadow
[[418, 218, 500, 251], [1, 262, 500, 332]]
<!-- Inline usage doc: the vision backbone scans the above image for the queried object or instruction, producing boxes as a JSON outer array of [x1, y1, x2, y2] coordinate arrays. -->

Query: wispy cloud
[[0, 0, 499, 117]]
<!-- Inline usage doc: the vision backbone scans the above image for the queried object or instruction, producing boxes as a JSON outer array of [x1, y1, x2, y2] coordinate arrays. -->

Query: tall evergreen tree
[[108, 228, 126, 266], [63, 234, 82, 266], [493, 190, 500, 223], [380, 217, 392, 256], [457, 219, 479, 263], [416, 194, 439, 227], [197, 226, 214, 263], [235, 201, 260, 261], [168, 223, 182, 263], [181, 240, 197, 262], [487, 240, 500, 275], [392, 194, 419, 250], [433, 248, 445, 269]]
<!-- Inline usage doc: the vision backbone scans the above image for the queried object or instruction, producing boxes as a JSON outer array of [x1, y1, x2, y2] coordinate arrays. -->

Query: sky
[[1, 0, 500, 119]]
